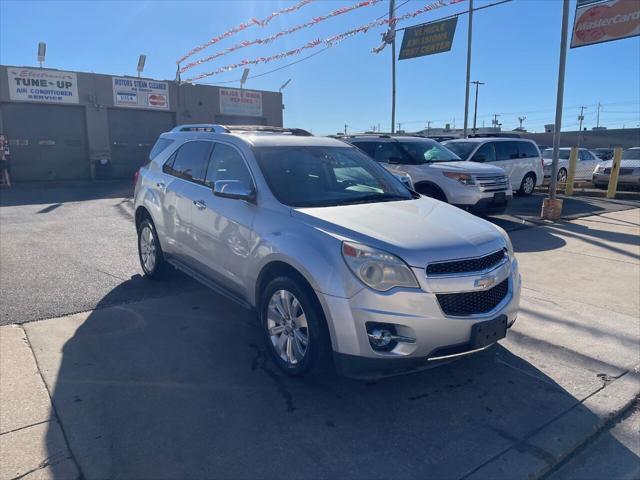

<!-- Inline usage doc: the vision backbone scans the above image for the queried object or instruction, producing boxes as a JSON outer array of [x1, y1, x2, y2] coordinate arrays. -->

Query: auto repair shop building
[[0, 65, 284, 182]]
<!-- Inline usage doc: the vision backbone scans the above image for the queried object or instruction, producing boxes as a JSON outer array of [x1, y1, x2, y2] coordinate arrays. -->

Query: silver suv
[[341, 135, 512, 214], [134, 124, 521, 378]]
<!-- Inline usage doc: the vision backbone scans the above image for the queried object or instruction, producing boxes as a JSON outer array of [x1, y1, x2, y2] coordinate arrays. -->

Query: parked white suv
[[444, 137, 543, 195], [134, 124, 521, 378], [341, 135, 512, 214]]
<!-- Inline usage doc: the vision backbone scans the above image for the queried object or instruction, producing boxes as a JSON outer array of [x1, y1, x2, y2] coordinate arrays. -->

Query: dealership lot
[[1, 183, 639, 479]]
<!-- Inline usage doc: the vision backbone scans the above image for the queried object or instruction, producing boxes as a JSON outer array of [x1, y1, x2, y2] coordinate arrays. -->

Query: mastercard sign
[[571, 0, 640, 48]]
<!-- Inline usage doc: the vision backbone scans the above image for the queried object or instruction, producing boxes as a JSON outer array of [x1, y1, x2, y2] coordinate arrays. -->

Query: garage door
[[107, 109, 175, 179], [0, 103, 89, 181]]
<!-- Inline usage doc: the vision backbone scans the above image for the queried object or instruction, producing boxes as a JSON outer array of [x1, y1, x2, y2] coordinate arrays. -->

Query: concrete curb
[[463, 368, 640, 479]]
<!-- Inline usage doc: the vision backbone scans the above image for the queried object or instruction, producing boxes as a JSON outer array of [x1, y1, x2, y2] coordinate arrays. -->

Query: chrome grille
[[475, 175, 510, 192], [436, 279, 509, 316]]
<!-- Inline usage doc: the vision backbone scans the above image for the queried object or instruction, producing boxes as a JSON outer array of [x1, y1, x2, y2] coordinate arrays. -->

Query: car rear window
[[518, 142, 540, 158], [149, 138, 174, 161]]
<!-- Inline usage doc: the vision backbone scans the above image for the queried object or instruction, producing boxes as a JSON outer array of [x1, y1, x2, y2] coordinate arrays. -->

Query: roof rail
[[225, 125, 313, 136], [171, 124, 230, 133]]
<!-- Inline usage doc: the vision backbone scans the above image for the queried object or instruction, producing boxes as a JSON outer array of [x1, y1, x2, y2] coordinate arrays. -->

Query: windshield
[[622, 149, 640, 160], [542, 149, 571, 159], [254, 146, 414, 208], [397, 140, 460, 163], [442, 142, 477, 160]]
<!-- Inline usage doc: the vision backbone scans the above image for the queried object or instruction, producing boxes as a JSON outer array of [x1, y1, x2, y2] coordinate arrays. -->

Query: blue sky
[[1, 0, 639, 134]]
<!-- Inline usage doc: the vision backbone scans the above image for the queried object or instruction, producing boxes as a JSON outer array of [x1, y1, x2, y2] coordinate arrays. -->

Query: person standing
[[0, 135, 11, 187]]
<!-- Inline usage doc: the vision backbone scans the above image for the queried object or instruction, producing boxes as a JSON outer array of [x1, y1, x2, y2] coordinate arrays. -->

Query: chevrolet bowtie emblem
[[474, 276, 496, 289]]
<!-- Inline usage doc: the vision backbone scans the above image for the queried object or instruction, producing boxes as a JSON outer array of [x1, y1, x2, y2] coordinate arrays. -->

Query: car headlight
[[594, 165, 605, 173], [494, 226, 514, 260], [443, 172, 475, 185], [342, 242, 419, 291]]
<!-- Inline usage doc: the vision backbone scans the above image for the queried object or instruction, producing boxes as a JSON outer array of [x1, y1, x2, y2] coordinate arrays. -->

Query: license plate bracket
[[470, 316, 507, 349]]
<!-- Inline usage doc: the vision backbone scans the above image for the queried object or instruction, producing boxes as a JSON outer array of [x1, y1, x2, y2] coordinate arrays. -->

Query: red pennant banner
[[177, 0, 314, 65], [180, 0, 382, 74], [186, 0, 466, 82]]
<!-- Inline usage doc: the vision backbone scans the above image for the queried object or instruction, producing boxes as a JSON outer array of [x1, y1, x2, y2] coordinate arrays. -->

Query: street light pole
[[471, 80, 484, 134], [543, 0, 570, 219], [389, 0, 396, 134], [462, 0, 474, 138]]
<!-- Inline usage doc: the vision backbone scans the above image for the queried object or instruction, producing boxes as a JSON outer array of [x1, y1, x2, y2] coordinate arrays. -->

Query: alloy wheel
[[523, 176, 535, 194], [139, 225, 157, 273], [266, 289, 309, 365]]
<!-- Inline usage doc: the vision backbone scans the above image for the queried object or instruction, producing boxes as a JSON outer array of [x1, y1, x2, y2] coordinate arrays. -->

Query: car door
[[492, 141, 523, 187], [577, 150, 599, 180], [518, 141, 543, 186], [190, 142, 257, 295], [161, 140, 213, 265]]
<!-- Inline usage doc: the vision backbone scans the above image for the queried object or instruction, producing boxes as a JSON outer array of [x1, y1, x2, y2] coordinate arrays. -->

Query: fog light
[[366, 322, 399, 352]]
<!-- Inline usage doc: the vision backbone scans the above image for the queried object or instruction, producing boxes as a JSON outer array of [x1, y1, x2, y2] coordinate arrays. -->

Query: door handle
[[193, 200, 206, 210]]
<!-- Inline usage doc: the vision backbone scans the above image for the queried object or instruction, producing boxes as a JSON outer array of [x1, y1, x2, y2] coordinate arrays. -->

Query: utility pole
[[389, 0, 397, 134], [397, 122, 402, 132], [426, 120, 431, 136], [492, 114, 501, 129], [518, 116, 526, 130], [471, 80, 484, 134], [577, 106, 587, 148], [344, 124, 348, 135], [462, 0, 474, 138], [596, 102, 602, 128]]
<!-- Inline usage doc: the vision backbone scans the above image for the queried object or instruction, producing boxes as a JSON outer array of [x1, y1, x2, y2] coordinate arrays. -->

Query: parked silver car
[[592, 147, 640, 189], [134, 124, 521, 378]]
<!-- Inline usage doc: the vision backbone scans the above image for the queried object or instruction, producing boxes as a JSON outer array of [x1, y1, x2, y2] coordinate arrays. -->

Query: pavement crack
[[249, 343, 296, 413], [0, 419, 54, 436], [9, 452, 69, 480]]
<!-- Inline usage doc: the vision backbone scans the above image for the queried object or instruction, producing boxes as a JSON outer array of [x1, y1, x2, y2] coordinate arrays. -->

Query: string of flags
[[184, 0, 466, 83], [176, 0, 314, 65], [180, 0, 382, 74]]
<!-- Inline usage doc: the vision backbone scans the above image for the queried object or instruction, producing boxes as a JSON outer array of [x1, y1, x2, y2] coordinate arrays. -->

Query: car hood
[[292, 197, 506, 268], [423, 161, 506, 175]]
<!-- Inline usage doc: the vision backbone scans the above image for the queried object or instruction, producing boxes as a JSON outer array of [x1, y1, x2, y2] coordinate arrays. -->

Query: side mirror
[[472, 154, 486, 162], [213, 180, 256, 202]]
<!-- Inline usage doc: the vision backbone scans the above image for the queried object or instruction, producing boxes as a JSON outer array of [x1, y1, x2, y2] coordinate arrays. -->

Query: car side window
[[471, 143, 496, 162], [164, 141, 212, 182], [518, 142, 539, 158], [495, 141, 520, 161], [205, 143, 253, 187], [351, 142, 377, 158]]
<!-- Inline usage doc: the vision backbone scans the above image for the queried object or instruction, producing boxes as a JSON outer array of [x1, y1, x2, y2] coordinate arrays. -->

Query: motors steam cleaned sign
[[112, 77, 170, 109], [399, 17, 458, 60], [7, 68, 79, 104]]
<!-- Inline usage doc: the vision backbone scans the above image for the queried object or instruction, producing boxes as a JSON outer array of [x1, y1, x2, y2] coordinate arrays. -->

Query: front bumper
[[320, 259, 521, 379], [460, 194, 513, 214], [592, 173, 640, 187]]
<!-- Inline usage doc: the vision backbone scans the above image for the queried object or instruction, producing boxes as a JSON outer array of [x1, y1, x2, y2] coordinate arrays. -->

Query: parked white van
[[443, 138, 544, 195]]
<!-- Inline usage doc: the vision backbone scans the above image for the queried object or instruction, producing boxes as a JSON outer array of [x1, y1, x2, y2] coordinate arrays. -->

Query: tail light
[[133, 169, 140, 185]]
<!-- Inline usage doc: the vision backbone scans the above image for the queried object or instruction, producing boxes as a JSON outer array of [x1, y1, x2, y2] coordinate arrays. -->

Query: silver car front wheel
[[267, 289, 309, 365], [140, 225, 157, 273]]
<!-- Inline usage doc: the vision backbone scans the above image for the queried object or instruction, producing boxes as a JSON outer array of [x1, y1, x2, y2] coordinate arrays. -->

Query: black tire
[[137, 217, 168, 279], [260, 275, 332, 377], [518, 173, 536, 196], [557, 168, 567, 184], [416, 184, 447, 202]]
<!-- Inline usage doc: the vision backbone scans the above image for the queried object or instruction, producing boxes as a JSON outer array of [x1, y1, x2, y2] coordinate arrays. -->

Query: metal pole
[[549, 0, 570, 201], [472, 81, 482, 133], [390, 0, 396, 134], [462, 0, 474, 138], [577, 106, 586, 149]]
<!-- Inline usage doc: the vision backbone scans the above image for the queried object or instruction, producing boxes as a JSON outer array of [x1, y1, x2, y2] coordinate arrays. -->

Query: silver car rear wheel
[[267, 289, 309, 365], [139, 225, 157, 274]]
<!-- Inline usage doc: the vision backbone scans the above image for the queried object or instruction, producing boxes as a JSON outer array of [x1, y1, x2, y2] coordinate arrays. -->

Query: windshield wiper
[[338, 194, 409, 205]]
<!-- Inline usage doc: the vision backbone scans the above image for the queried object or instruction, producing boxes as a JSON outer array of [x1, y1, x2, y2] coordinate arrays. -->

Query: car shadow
[[40, 279, 639, 480]]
